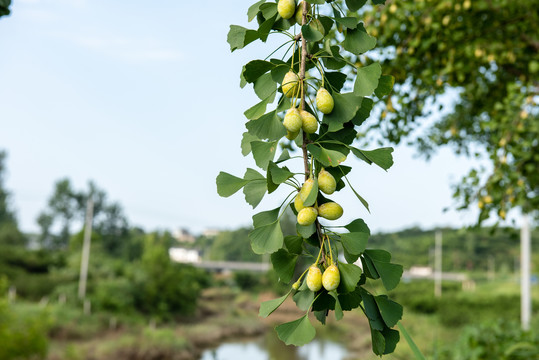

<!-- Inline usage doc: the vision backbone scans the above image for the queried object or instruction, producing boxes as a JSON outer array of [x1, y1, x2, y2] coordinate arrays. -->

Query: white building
[[169, 247, 201, 264]]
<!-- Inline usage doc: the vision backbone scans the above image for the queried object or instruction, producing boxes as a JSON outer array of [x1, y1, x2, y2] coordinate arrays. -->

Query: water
[[200, 331, 348, 360]]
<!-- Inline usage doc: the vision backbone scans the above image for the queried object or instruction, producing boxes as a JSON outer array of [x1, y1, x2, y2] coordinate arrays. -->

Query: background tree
[[360, 0, 538, 222], [0, 0, 10, 19], [0, 151, 25, 246]]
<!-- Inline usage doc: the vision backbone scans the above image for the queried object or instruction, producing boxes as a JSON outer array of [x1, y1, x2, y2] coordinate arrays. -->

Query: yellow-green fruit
[[297, 207, 318, 226], [322, 264, 340, 291], [294, 1, 310, 24], [282, 71, 299, 98], [300, 110, 318, 134], [318, 168, 336, 195], [306, 266, 322, 292], [277, 0, 296, 19], [316, 88, 334, 114], [318, 202, 343, 220], [292, 279, 301, 290], [283, 108, 302, 133], [286, 130, 299, 140], [311, 18, 325, 36], [299, 178, 316, 202], [294, 195, 305, 212]]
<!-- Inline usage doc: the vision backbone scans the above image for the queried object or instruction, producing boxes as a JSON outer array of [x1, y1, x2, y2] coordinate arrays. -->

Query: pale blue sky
[[0, 0, 485, 235]]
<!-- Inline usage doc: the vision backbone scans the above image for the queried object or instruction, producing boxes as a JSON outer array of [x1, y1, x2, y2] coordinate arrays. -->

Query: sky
[[0, 0, 487, 236]]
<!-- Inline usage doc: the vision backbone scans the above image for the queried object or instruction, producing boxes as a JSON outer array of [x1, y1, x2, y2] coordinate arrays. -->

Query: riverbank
[[44, 287, 376, 360]]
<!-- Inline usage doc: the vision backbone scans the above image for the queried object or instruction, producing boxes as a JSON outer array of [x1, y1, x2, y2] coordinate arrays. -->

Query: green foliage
[[0, 0, 10, 18], [362, 0, 539, 220], [218, 0, 403, 353], [439, 320, 539, 360], [0, 280, 50, 360]]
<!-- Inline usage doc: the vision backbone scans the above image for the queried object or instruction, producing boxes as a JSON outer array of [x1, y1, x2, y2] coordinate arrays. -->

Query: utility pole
[[521, 214, 531, 331], [78, 196, 94, 300], [434, 230, 442, 298]]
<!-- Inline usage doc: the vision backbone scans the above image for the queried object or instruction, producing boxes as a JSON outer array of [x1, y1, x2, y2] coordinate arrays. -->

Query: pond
[[200, 331, 348, 360]]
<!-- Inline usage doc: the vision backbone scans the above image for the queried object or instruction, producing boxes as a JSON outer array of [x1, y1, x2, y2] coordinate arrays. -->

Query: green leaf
[[301, 24, 323, 42], [293, 289, 315, 311], [307, 144, 347, 167], [260, 2, 277, 19], [345, 0, 367, 11], [296, 222, 316, 239], [248, 0, 266, 22], [243, 60, 275, 83], [324, 71, 348, 92], [216, 172, 248, 197], [329, 291, 343, 320], [228, 25, 259, 52], [364, 249, 391, 262], [269, 162, 294, 184], [361, 255, 379, 279], [271, 249, 298, 283], [371, 329, 386, 356], [251, 140, 278, 170], [259, 291, 290, 318], [340, 231, 368, 255], [339, 286, 363, 311], [276, 314, 316, 346], [241, 132, 259, 156], [258, 14, 276, 42], [322, 93, 362, 131], [284, 235, 303, 254], [350, 147, 394, 170], [398, 322, 427, 360], [243, 168, 267, 208], [375, 295, 403, 328], [374, 74, 394, 98], [337, 263, 363, 293], [254, 73, 276, 101], [244, 97, 272, 120], [342, 23, 376, 55], [373, 261, 403, 291], [360, 288, 384, 331], [249, 220, 283, 254], [314, 310, 327, 325], [381, 327, 400, 354], [335, 16, 359, 29], [352, 97, 373, 126], [253, 207, 280, 228], [306, 0, 325, 4], [276, 149, 291, 163], [344, 218, 370, 234], [246, 111, 286, 141], [353, 63, 382, 97]]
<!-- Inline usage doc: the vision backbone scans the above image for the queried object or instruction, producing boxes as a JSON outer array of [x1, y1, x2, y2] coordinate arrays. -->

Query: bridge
[[192, 261, 270, 273]]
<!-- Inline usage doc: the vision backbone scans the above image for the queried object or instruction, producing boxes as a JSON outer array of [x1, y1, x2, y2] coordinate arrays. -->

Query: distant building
[[169, 247, 201, 264], [172, 228, 195, 243], [409, 266, 433, 277], [202, 228, 220, 238]]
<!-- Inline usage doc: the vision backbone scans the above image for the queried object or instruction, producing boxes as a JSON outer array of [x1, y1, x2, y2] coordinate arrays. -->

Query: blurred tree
[[37, 179, 129, 253], [208, 227, 262, 262], [355, 0, 538, 222], [0, 151, 25, 246], [0, 0, 10, 18]]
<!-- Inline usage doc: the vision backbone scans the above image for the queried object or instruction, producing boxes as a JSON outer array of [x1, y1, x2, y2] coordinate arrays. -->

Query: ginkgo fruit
[[306, 266, 322, 292], [294, 194, 305, 212], [297, 207, 318, 226], [322, 264, 340, 291], [300, 110, 318, 134], [286, 130, 299, 140], [277, 0, 296, 19], [282, 71, 299, 98], [294, 1, 310, 24], [299, 178, 317, 202], [283, 108, 302, 133], [318, 202, 343, 220], [318, 168, 336, 194], [316, 88, 334, 114]]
